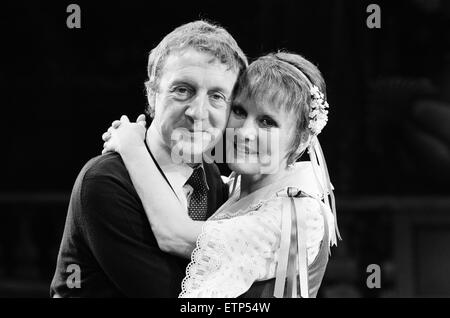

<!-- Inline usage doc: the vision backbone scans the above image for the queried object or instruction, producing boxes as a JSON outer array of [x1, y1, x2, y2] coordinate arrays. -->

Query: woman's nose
[[237, 119, 257, 142]]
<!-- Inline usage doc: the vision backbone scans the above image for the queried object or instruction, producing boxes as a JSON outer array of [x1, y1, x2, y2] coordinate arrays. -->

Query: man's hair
[[145, 20, 248, 118], [233, 52, 326, 165]]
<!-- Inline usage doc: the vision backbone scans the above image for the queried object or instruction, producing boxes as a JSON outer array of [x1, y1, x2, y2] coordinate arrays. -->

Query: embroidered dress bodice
[[179, 162, 336, 298]]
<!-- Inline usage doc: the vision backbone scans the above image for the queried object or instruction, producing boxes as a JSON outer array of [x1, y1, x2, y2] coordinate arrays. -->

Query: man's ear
[[145, 81, 157, 118]]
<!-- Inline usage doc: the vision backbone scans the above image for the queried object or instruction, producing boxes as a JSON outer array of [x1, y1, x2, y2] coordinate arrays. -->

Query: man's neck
[[147, 121, 204, 169], [147, 121, 171, 157]]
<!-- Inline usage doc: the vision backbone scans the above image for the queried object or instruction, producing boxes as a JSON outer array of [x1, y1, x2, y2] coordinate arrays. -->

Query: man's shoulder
[[72, 153, 138, 214], [73, 153, 135, 199], [82, 152, 128, 180]]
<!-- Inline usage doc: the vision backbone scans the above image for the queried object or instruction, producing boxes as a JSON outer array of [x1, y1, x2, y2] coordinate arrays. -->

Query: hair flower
[[308, 85, 329, 135]]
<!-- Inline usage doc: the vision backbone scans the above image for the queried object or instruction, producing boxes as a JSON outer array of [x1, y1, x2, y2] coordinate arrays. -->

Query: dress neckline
[[209, 162, 324, 220]]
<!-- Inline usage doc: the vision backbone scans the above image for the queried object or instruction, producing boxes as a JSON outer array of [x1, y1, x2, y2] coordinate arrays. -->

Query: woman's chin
[[227, 162, 262, 175]]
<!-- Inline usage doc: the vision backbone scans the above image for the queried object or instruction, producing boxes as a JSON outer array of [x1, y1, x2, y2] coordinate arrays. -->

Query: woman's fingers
[[102, 139, 117, 154], [102, 131, 111, 141], [102, 115, 145, 154], [120, 115, 130, 123], [102, 141, 109, 154], [136, 114, 146, 127], [112, 120, 121, 129]]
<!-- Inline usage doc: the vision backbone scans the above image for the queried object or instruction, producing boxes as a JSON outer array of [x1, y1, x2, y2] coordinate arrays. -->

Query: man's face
[[151, 48, 239, 162]]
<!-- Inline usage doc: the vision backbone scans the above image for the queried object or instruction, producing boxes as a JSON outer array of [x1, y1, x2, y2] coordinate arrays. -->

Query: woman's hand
[[102, 114, 147, 155]]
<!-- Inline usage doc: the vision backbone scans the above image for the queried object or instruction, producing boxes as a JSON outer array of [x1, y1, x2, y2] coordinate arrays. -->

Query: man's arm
[[79, 173, 186, 297]]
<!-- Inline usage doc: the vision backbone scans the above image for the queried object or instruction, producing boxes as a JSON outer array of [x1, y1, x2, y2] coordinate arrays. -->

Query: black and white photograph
[[1, 0, 449, 303]]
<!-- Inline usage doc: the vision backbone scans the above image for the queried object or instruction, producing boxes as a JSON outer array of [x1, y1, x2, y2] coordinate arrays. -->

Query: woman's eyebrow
[[260, 113, 278, 121], [231, 101, 245, 108], [256, 104, 279, 118]]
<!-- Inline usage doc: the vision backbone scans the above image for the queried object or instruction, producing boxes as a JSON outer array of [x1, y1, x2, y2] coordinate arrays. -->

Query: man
[[50, 20, 249, 297]]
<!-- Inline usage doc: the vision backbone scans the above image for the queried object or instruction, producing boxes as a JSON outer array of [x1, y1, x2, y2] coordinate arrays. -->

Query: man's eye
[[231, 106, 247, 118], [171, 86, 194, 100], [174, 86, 190, 95], [211, 93, 226, 101]]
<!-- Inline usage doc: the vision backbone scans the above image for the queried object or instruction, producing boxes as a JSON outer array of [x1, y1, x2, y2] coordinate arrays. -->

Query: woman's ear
[[300, 133, 311, 150], [290, 133, 311, 164]]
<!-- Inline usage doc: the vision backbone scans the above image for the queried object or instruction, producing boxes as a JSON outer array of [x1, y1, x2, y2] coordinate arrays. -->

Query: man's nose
[[185, 94, 209, 122]]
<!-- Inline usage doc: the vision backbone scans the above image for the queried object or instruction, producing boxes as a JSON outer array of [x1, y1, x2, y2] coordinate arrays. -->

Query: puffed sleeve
[[179, 197, 324, 298]]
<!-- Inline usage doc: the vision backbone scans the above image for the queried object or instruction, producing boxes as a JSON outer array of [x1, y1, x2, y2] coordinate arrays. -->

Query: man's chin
[[170, 141, 210, 164]]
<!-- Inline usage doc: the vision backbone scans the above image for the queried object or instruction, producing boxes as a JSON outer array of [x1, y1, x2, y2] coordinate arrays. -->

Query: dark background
[[1, 0, 449, 297]]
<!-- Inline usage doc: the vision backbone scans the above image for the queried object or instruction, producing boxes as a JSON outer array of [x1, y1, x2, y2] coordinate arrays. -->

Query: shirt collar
[[147, 123, 209, 191]]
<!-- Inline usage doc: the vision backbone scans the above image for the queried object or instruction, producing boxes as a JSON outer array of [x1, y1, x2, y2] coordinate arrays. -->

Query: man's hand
[[102, 114, 147, 155]]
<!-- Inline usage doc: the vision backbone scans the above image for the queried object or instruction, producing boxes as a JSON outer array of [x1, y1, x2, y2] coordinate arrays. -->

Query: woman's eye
[[231, 106, 247, 118], [259, 117, 278, 128]]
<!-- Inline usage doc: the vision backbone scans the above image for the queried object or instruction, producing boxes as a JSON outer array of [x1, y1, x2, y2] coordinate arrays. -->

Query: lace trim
[[179, 220, 258, 298], [179, 221, 222, 297], [178, 197, 324, 297], [211, 198, 275, 221]]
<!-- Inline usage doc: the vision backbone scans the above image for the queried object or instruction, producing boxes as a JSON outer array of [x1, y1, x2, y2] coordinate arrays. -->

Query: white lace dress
[[179, 162, 335, 298]]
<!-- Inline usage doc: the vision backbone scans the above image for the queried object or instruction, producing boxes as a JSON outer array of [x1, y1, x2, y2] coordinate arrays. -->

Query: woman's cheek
[[226, 115, 242, 128]]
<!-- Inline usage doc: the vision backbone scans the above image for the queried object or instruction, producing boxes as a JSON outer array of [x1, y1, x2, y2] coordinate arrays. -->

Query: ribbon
[[274, 187, 310, 298], [273, 197, 292, 298], [308, 136, 341, 247]]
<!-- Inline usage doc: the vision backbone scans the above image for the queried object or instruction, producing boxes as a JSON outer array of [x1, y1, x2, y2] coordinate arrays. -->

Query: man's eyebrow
[[209, 86, 232, 96], [169, 79, 196, 87]]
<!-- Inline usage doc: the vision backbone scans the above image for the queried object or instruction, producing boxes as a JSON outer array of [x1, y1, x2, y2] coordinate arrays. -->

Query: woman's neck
[[239, 166, 290, 198]]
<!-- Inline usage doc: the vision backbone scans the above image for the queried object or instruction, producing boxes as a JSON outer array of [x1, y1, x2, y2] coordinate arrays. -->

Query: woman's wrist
[[119, 143, 148, 163]]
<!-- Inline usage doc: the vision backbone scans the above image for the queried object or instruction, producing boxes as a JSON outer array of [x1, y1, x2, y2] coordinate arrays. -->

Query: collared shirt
[[147, 123, 209, 213]]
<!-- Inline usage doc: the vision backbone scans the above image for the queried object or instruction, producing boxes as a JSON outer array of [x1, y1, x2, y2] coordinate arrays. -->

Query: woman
[[102, 52, 340, 298]]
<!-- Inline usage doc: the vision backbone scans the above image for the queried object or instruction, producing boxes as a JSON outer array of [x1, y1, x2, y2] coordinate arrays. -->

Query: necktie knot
[[186, 167, 208, 193]]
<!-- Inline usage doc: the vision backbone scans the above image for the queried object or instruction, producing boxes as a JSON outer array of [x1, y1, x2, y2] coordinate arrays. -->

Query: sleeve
[[179, 197, 326, 298], [79, 175, 186, 297]]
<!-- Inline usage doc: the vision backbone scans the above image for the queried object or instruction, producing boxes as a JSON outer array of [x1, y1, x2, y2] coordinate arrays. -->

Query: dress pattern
[[179, 163, 330, 298]]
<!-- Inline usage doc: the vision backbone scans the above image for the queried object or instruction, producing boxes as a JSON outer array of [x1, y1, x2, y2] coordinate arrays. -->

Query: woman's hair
[[145, 20, 248, 118], [233, 51, 327, 165]]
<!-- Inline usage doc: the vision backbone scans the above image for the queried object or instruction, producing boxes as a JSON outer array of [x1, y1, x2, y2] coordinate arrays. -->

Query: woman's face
[[225, 91, 297, 175]]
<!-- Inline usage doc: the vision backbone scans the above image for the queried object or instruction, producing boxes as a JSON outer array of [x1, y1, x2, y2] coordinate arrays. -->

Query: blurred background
[[0, 0, 449, 297]]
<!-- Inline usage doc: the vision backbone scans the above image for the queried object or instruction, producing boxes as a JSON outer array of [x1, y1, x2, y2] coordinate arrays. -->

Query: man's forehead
[[159, 48, 238, 91], [162, 48, 236, 77]]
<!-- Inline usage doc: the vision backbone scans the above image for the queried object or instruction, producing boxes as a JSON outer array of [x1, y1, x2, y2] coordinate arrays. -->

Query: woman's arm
[[103, 115, 203, 258]]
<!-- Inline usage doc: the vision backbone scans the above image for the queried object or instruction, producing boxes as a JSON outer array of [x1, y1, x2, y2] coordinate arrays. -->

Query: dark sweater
[[50, 153, 228, 297]]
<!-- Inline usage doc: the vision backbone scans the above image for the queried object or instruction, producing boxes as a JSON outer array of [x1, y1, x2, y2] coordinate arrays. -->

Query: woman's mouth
[[234, 142, 258, 155]]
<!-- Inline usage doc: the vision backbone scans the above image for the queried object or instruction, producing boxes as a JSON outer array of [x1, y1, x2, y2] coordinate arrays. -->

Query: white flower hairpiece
[[308, 85, 329, 135]]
